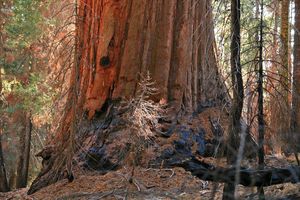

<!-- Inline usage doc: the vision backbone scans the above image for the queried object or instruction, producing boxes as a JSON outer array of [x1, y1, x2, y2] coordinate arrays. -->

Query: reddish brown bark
[[268, 0, 291, 155], [278, 0, 290, 151], [74, 0, 227, 119], [267, 0, 280, 155]]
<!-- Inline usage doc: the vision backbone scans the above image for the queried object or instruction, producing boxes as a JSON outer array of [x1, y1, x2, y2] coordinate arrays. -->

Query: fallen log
[[168, 156, 300, 187]]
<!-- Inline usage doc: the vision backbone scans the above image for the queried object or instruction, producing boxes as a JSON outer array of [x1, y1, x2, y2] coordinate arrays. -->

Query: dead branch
[[169, 156, 300, 187]]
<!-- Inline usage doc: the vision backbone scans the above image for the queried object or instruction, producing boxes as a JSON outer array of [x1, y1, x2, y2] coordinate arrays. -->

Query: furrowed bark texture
[[77, 0, 227, 119]]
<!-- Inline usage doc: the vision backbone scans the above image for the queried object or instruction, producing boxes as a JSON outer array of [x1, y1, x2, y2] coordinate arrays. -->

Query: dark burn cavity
[[100, 56, 110, 67]]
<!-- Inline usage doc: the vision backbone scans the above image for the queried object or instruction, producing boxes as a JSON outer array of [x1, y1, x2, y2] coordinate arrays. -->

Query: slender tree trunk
[[28, 0, 229, 194], [0, 133, 9, 192], [228, 0, 243, 163], [0, 67, 9, 192], [0, 1, 9, 191], [16, 113, 32, 188], [257, 1, 265, 199], [223, 0, 243, 199], [291, 0, 300, 164]]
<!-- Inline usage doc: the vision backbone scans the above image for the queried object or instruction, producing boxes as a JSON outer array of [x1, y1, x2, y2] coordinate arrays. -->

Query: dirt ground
[[1, 155, 300, 200]]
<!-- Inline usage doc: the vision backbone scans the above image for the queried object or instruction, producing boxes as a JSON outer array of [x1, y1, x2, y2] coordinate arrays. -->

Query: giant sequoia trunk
[[28, 0, 228, 194], [76, 0, 227, 118]]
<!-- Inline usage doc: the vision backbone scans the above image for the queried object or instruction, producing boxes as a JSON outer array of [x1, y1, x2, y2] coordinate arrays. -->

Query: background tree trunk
[[280, 0, 290, 93], [291, 0, 300, 156], [16, 113, 32, 188], [0, 61, 9, 193], [28, 0, 229, 194], [279, 0, 290, 152], [268, 0, 290, 155], [0, 134, 9, 192], [268, 0, 281, 155], [0, 0, 9, 192]]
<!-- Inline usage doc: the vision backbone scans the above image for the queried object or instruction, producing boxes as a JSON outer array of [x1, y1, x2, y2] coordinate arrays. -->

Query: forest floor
[[1, 155, 300, 200]]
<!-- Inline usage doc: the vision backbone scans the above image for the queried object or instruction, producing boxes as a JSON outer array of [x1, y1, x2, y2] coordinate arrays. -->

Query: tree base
[[28, 105, 256, 194]]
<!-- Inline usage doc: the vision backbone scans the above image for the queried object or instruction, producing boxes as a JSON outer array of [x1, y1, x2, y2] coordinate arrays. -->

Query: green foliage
[[5, 0, 43, 49], [0, 0, 60, 186], [1, 73, 54, 115], [1, 56, 34, 74], [1, 0, 55, 115], [214, 0, 277, 84]]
